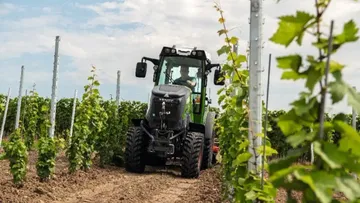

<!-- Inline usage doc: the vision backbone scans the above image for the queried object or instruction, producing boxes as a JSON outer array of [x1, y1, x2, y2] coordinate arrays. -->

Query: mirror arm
[[206, 63, 221, 71], [142, 57, 160, 66]]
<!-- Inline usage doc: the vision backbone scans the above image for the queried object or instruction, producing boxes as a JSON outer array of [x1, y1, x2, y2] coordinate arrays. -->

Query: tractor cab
[[135, 46, 225, 122]]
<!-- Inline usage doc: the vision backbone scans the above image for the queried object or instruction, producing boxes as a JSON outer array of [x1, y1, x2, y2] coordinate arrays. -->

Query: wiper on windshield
[[163, 70, 174, 83]]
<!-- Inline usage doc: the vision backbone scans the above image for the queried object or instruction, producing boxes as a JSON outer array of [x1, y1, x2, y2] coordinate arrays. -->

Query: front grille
[[146, 97, 184, 130]]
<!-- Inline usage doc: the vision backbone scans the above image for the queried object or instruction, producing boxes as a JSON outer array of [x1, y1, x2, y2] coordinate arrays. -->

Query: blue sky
[[1, 0, 360, 113]]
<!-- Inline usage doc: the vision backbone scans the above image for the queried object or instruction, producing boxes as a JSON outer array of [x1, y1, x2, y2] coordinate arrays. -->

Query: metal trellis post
[[248, 0, 263, 173], [15, 66, 25, 130], [49, 36, 61, 138], [0, 88, 11, 147]]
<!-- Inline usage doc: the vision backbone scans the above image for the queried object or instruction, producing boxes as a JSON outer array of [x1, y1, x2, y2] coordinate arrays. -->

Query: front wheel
[[181, 132, 204, 178], [124, 127, 146, 173]]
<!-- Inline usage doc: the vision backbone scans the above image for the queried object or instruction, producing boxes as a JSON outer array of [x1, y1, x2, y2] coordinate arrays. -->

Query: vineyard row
[[1, 93, 358, 161]]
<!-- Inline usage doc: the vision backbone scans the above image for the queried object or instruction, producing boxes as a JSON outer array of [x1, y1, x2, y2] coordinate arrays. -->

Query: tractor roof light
[[171, 49, 176, 53], [164, 48, 171, 53], [197, 51, 204, 57]]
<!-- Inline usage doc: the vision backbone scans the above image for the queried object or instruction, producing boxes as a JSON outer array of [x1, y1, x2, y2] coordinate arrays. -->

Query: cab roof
[[160, 45, 212, 64]]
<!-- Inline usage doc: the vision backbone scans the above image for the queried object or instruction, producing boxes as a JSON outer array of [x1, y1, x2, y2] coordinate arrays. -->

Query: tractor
[[124, 45, 225, 178]]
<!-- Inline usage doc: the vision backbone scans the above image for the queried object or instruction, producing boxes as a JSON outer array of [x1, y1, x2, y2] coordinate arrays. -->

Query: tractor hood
[[152, 84, 191, 99], [145, 84, 192, 130]]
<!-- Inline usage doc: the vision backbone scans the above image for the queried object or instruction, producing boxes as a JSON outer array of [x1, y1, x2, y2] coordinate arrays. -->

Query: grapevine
[[96, 100, 120, 167], [66, 66, 107, 172], [24, 89, 39, 150], [55, 98, 77, 139], [1, 128, 28, 187], [36, 103, 65, 182], [268, 0, 360, 202], [214, 3, 277, 202]]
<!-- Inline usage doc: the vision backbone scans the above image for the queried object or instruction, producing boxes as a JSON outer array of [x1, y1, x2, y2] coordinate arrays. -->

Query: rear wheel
[[181, 132, 204, 178], [201, 112, 216, 170], [125, 127, 146, 173], [201, 132, 214, 170]]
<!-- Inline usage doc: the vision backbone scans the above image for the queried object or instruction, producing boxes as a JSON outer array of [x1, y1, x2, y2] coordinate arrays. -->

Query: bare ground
[[0, 150, 347, 203], [0, 150, 222, 203]]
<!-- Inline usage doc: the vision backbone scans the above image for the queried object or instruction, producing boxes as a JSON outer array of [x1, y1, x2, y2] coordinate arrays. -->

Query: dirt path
[[0, 151, 222, 203]]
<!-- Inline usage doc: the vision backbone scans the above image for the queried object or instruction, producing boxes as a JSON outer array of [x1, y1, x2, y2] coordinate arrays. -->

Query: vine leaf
[[332, 20, 359, 53], [314, 20, 359, 54], [269, 11, 315, 47], [345, 85, 360, 114], [328, 80, 347, 103], [225, 36, 238, 45], [232, 152, 252, 167], [329, 80, 360, 112], [313, 141, 347, 169], [217, 45, 231, 56], [277, 55, 302, 71], [281, 71, 306, 80], [217, 29, 228, 36], [291, 96, 317, 116], [286, 130, 316, 148], [333, 121, 360, 156], [335, 175, 360, 201], [293, 170, 335, 203], [277, 110, 302, 136]]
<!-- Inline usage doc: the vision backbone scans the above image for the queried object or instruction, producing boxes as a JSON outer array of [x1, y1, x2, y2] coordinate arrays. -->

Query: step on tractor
[[124, 45, 225, 178]]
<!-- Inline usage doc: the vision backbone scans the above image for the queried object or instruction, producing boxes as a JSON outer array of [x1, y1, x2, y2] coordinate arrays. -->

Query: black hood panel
[[152, 84, 191, 98]]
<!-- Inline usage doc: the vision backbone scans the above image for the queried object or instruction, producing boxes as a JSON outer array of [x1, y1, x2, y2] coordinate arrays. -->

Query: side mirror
[[214, 68, 225, 86], [136, 62, 147, 78]]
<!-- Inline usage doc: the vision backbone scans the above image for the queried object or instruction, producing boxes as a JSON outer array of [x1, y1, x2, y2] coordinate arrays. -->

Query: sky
[[0, 0, 359, 114]]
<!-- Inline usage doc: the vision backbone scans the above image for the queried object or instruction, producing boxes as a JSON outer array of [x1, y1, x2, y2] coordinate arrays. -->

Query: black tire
[[181, 132, 204, 178], [201, 134, 214, 170], [124, 126, 146, 173]]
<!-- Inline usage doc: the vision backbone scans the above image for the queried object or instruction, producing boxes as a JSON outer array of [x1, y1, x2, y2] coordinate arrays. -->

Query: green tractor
[[124, 45, 224, 178]]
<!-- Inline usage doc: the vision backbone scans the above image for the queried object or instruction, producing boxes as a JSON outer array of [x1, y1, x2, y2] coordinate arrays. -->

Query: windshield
[[157, 56, 203, 93]]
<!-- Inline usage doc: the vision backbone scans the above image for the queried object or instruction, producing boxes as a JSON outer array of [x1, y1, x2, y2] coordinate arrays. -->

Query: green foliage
[[55, 98, 79, 139], [36, 104, 64, 181], [209, 106, 220, 115], [67, 66, 107, 172], [96, 100, 118, 167], [2, 128, 28, 187], [214, 3, 276, 202], [24, 90, 39, 150], [268, 0, 360, 202]]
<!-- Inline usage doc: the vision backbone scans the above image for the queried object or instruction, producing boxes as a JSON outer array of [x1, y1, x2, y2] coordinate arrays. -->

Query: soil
[[0, 150, 222, 203], [0, 150, 347, 203]]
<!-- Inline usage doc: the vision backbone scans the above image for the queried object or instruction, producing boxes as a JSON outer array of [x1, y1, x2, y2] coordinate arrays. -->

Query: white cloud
[[0, 3, 16, 15], [1, 0, 359, 113]]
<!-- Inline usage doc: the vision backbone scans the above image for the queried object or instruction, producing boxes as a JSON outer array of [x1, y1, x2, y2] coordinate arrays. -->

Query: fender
[[131, 118, 143, 126], [204, 111, 216, 139], [189, 122, 205, 133]]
